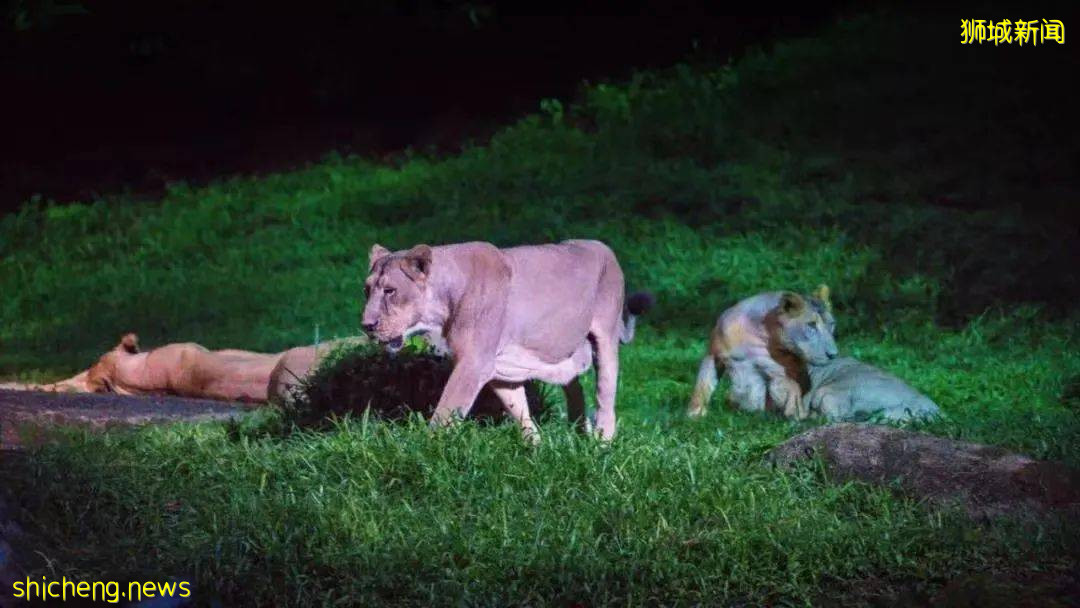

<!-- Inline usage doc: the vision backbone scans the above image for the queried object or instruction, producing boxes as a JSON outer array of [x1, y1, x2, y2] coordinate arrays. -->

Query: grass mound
[[287, 338, 547, 429]]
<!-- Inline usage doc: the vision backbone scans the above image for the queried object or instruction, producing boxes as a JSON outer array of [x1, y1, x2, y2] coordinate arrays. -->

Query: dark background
[[2, 1, 850, 213]]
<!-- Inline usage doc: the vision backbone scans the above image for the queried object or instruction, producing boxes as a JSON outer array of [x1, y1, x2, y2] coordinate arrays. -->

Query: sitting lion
[[806, 357, 941, 422], [687, 286, 837, 419]]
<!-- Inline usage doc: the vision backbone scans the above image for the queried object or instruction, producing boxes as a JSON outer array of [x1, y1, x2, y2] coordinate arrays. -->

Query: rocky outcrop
[[768, 424, 1080, 519]]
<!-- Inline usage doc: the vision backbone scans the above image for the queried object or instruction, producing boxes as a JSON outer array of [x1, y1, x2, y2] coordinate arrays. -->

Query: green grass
[[2, 10, 1078, 606]]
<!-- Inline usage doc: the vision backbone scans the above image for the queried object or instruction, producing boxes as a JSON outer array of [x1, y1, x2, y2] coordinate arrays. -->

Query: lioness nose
[[362, 322, 377, 333]]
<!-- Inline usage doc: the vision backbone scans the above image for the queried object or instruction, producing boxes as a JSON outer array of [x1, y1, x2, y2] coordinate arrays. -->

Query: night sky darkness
[[2, 3, 843, 212]]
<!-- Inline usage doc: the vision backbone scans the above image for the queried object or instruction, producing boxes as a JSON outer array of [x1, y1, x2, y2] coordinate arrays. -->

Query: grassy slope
[[2, 11, 1078, 606]]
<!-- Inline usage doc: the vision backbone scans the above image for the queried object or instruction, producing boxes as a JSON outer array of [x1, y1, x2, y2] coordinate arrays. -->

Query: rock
[[806, 357, 941, 422], [767, 424, 1080, 520]]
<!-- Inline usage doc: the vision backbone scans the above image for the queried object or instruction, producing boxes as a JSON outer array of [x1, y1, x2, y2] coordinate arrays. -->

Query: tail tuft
[[626, 291, 655, 316], [620, 291, 655, 344]]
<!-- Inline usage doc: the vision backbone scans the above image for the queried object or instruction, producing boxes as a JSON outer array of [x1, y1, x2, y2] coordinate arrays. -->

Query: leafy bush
[[286, 337, 548, 429]]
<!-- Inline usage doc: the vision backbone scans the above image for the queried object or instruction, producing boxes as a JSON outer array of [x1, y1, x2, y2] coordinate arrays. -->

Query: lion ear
[[369, 244, 391, 270], [812, 284, 832, 311], [779, 292, 806, 317], [401, 244, 433, 282], [119, 333, 139, 354]]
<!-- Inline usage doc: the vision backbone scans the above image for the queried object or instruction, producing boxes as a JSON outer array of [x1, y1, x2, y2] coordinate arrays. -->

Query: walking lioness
[[361, 239, 653, 442], [687, 286, 837, 419]]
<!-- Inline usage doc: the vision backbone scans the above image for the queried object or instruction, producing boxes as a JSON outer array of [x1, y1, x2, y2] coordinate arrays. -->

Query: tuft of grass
[[286, 337, 547, 429]]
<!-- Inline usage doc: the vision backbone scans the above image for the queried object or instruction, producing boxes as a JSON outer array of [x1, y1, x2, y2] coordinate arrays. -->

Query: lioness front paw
[[522, 426, 542, 446]]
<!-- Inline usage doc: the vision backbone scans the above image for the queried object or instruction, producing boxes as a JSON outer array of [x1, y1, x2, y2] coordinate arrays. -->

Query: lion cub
[[687, 286, 837, 419]]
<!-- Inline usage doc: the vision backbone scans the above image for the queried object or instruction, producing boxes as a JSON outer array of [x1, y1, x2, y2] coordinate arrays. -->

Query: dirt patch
[[0, 388, 249, 450], [767, 424, 1080, 520]]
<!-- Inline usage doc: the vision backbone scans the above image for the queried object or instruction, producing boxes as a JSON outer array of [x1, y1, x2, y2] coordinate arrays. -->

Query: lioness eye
[[384, 287, 396, 297]]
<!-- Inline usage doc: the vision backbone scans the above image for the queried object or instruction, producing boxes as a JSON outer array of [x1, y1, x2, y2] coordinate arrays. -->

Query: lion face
[[361, 244, 433, 351], [776, 291, 838, 365]]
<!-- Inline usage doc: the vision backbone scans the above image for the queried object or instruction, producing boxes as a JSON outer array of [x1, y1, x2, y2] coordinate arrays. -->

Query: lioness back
[[499, 239, 623, 354], [712, 291, 786, 361], [150, 343, 280, 402]]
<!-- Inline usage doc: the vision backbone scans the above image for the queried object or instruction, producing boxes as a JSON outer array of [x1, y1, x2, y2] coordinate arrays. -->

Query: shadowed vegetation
[[1, 10, 1077, 606], [285, 339, 548, 428]]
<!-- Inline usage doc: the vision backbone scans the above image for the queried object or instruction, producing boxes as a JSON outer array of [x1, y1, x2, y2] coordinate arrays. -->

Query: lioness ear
[[119, 333, 139, 354], [812, 284, 832, 311], [369, 244, 391, 271], [401, 244, 433, 282], [779, 292, 806, 317]]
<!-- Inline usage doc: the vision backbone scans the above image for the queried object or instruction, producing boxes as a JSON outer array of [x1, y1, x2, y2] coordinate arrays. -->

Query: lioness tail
[[687, 354, 722, 417], [620, 291, 655, 344]]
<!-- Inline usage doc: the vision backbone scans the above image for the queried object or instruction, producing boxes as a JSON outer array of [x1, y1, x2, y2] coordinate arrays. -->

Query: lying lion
[[2, 335, 545, 427], [10, 334, 282, 401], [2, 334, 366, 403], [806, 356, 942, 422]]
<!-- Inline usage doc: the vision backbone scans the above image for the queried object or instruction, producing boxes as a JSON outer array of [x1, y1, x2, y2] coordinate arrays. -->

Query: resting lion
[[687, 286, 837, 419], [10, 333, 284, 402], [806, 357, 942, 422], [1, 334, 374, 404], [362, 239, 653, 443]]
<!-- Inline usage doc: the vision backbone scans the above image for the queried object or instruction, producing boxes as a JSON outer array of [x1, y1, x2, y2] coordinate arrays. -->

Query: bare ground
[[0, 388, 250, 451]]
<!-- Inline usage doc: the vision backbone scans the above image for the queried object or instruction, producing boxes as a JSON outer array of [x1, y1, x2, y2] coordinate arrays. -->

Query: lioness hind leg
[[590, 332, 620, 441], [564, 376, 591, 434], [687, 354, 719, 418], [490, 381, 541, 445]]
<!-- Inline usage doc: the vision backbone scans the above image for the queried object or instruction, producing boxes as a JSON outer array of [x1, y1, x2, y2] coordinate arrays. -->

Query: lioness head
[[362, 243, 433, 351], [85, 333, 140, 392], [776, 289, 838, 365]]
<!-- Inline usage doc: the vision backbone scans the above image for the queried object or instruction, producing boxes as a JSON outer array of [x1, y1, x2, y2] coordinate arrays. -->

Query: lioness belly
[[493, 342, 592, 385]]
